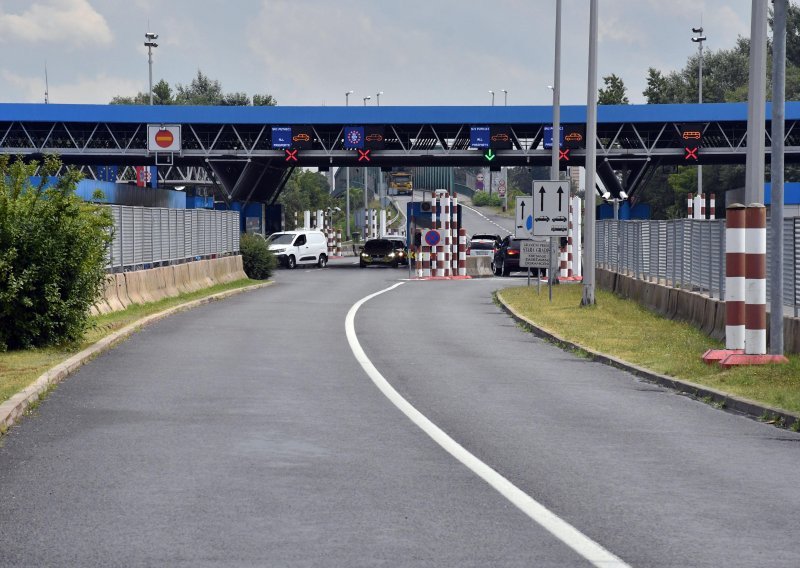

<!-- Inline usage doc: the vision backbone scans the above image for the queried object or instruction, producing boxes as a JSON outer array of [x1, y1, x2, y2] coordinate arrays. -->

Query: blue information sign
[[470, 126, 490, 149], [271, 127, 292, 149], [543, 126, 564, 150], [344, 126, 365, 149]]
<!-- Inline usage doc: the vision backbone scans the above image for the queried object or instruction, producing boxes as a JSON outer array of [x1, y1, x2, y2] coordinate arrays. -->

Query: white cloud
[[2, 70, 141, 104], [0, 0, 112, 46]]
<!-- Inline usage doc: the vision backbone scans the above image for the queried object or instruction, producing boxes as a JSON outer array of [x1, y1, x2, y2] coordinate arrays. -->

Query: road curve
[[1, 264, 799, 567]]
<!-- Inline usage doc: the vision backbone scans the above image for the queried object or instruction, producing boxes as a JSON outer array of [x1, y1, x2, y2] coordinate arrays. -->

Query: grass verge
[[498, 284, 800, 415], [0, 278, 263, 406]]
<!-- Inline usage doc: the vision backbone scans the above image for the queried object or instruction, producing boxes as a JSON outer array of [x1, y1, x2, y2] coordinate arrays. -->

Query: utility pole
[[581, 0, 598, 306], [771, 0, 787, 355]]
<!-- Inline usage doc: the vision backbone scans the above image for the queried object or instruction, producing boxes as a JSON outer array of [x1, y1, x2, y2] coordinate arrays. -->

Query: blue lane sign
[[344, 126, 365, 149], [470, 126, 490, 149], [424, 230, 441, 246], [271, 127, 292, 149], [543, 126, 564, 150]]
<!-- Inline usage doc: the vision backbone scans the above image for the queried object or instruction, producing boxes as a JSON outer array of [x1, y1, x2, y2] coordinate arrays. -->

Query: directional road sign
[[532, 180, 569, 237], [515, 196, 533, 238], [520, 239, 550, 268]]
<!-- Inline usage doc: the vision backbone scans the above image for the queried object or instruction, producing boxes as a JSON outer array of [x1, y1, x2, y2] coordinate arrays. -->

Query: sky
[[0, 0, 756, 107]]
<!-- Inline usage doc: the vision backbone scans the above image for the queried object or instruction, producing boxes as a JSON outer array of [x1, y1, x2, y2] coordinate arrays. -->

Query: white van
[[267, 230, 329, 269]]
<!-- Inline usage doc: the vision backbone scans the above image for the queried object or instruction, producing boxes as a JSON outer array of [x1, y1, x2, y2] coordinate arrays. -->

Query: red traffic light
[[559, 148, 570, 161], [285, 149, 298, 163], [358, 149, 371, 162], [684, 147, 698, 161]]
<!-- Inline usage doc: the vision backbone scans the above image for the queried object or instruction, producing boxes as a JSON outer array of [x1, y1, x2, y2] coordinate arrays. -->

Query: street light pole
[[692, 25, 706, 205], [548, 0, 562, 288], [489, 90, 495, 106], [376, 91, 383, 106], [745, 0, 768, 204], [144, 32, 158, 105], [501, 89, 508, 106], [363, 96, 371, 106]]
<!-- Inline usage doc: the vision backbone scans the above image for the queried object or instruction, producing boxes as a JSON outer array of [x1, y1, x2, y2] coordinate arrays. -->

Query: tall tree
[[598, 74, 629, 105], [109, 70, 277, 106]]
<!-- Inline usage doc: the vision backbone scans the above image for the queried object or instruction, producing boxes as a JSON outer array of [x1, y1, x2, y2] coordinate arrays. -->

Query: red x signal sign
[[358, 149, 371, 162], [684, 147, 698, 161], [559, 148, 570, 161], [285, 149, 298, 163]]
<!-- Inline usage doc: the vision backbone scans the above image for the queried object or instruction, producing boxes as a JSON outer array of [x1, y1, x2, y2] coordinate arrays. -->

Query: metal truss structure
[[2, 102, 800, 203]]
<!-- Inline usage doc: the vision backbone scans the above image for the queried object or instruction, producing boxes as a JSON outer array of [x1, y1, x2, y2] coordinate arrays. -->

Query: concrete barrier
[[233, 255, 248, 280], [173, 263, 194, 293], [102, 274, 125, 312], [597, 267, 800, 353], [162, 266, 180, 298], [115, 273, 131, 307], [142, 269, 165, 303], [466, 256, 493, 277], [93, 256, 253, 314], [123, 271, 146, 305]]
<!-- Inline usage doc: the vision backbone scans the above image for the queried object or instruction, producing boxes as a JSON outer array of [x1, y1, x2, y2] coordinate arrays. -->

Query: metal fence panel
[[105, 205, 240, 270], [597, 217, 798, 309]]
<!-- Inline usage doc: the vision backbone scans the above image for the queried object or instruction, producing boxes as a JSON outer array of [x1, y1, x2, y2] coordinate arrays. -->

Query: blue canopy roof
[[1, 101, 798, 125]]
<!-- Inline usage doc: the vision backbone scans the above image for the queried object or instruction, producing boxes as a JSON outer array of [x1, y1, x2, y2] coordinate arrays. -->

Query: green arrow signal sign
[[484, 149, 496, 161]]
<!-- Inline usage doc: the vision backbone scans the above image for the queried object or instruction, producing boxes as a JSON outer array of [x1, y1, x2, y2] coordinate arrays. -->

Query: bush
[[471, 191, 503, 207], [0, 155, 112, 350], [240, 233, 276, 280]]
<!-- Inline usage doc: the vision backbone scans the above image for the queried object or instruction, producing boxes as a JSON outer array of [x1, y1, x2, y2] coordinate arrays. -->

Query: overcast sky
[[0, 0, 756, 107]]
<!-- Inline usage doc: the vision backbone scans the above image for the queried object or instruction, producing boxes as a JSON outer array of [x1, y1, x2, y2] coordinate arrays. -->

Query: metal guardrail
[[596, 218, 800, 316], [107, 205, 240, 271]]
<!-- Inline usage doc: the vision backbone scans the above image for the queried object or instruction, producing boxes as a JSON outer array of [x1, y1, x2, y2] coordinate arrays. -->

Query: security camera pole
[[144, 32, 159, 105]]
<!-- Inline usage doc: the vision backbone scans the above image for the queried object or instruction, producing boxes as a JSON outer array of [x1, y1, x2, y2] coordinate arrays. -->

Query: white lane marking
[[345, 283, 631, 568]]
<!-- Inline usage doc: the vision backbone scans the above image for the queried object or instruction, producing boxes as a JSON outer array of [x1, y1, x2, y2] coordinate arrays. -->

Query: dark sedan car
[[492, 236, 526, 276], [385, 237, 409, 266], [360, 238, 402, 268]]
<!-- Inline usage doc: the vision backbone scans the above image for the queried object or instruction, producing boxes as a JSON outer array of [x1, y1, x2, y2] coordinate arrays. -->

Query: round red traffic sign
[[424, 230, 441, 246], [155, 130, 174, 148]]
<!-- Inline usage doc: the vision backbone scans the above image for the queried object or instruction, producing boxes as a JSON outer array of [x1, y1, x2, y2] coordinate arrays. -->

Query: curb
[[495, 291, 800, 431], [0, 281, 273, 435]]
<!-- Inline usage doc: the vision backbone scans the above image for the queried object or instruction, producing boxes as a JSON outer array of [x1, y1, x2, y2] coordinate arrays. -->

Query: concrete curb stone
[[0, 281, 273, 435], [495, 291, 800, 431]]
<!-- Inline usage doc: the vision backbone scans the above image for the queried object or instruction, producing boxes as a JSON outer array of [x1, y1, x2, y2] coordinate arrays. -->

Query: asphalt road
[[392, 192, 514, 239], [2, 263, 800, 567]]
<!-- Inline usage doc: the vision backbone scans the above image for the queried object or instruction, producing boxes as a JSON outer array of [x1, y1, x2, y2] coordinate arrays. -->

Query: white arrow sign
[[532, 180, 569, 237], [515, 196, 533, 238]]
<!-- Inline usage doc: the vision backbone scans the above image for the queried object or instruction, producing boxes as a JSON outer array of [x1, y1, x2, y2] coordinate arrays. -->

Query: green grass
[[498, 284, 800, 414], [0, 278, 263, 406]]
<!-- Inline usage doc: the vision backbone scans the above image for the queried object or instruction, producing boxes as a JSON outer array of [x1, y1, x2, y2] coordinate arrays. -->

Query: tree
[[278, 170, 332, 229], [109, 70, 277, 106], [174, 70, 224, 105], [152, 79, 173, 105], [598, 74, 629, 105], [643, 68, 671, 104], [253, 94, 277, 106]]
